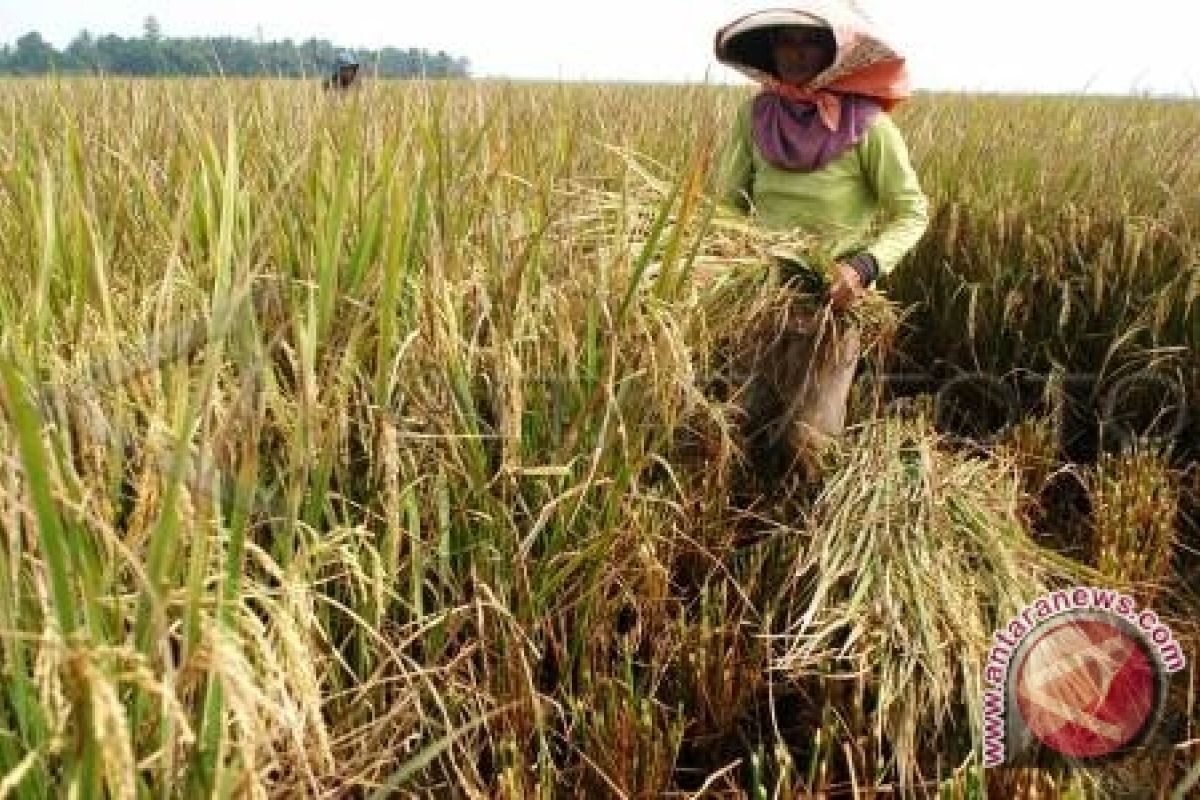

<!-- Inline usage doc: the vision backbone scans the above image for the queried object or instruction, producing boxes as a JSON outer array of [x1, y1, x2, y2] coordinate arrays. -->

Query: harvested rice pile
[[774, 415, 1092, 784]]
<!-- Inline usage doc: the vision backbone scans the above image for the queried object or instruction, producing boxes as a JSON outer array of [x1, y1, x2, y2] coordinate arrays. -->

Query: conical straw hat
[[715, 3, 907, 93]]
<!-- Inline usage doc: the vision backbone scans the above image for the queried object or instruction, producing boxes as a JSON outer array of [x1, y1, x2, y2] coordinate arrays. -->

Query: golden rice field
[[0, 78, 1196, 798]]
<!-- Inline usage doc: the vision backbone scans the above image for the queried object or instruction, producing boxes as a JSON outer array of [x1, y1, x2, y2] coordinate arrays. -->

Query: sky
[[0, 0, 1197, 95]]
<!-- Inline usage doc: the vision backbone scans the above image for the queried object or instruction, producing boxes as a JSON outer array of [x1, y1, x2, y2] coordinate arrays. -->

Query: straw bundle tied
[[772, 415, 1094, 785]]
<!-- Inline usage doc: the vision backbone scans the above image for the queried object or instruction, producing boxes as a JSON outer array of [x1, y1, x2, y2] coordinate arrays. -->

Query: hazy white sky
[[0, 1, 1197, 94]]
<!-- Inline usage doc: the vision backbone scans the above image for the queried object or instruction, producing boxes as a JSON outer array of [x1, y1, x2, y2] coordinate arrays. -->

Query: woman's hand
[[829, 262, 866, 310]]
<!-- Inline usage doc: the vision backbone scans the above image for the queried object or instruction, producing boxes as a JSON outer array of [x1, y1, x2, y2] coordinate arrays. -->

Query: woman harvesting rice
[[714, 2, 929, 462]]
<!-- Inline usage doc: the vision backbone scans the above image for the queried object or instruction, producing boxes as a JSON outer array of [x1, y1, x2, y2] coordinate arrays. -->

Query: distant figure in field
[[324, 51, 361, 91], [714, 1, 929, 464]]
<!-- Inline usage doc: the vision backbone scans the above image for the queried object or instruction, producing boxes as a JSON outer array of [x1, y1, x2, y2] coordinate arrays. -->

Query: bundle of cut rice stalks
[[550, 149, 905, 488], [773, 415, 1095, 788], [551, 147, 900, 350]]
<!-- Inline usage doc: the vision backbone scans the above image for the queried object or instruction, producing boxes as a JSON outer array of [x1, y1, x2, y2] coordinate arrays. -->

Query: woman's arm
[[857, 114, 930, 278], [717, 101, 754, 213]]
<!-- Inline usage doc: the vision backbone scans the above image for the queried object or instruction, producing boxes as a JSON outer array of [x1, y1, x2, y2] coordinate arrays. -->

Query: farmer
[[714, 3, 929, 463], [324, 51, 361, 91]]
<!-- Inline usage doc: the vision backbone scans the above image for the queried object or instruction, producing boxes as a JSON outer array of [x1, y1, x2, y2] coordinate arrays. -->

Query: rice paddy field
[[0, 78, 1196, 798]]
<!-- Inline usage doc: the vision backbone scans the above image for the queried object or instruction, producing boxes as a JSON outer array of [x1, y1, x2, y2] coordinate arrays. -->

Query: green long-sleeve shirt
[[720, 99, 930, 277]]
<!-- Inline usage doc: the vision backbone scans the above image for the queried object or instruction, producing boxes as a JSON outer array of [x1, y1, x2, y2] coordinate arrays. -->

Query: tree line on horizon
[[0, 17, 469, 78]]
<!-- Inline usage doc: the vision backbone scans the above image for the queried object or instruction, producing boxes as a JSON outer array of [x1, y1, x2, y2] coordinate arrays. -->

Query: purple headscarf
[[751, 92, 881, 173]]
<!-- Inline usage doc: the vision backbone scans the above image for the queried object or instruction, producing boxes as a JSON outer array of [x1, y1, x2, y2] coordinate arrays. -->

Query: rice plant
[[0, 77, 1195, 798]]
